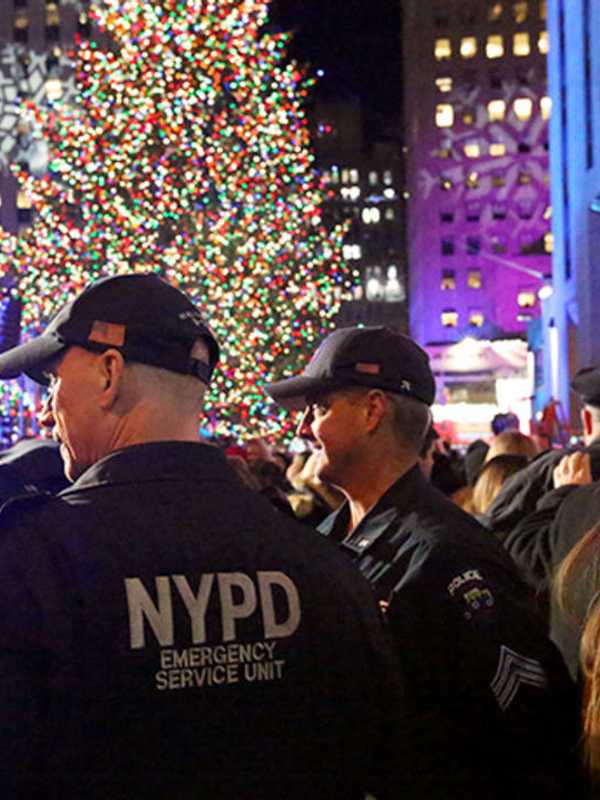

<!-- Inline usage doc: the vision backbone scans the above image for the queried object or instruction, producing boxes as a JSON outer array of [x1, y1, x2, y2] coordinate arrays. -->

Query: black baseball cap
[[266, 326, 436, 410], [0, 273, 220, 386], [571, 367, 600, 408]]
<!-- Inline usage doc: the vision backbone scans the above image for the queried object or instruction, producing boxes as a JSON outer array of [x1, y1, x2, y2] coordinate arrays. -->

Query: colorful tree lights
[[0, 0, 352, 441]]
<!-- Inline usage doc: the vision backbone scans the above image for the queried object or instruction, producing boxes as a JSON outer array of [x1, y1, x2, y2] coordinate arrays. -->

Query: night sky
[[269, 0, 403, 141]]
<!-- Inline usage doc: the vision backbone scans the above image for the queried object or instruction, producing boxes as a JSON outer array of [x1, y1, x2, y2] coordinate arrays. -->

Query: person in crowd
[[471, 454, 529, 517], [267, 325, 583, 800], [243, 436, 272, 464], [555, 523, 600, 789], [286, 449, 344, 526], [0, 274, 400, 799], [418, 422, 439, 479], [0, 437, 68, 506], [491, 411, 520, 436], [248, 456, 295, 517], [484, 430, 538, 463], [463, 437, 489, 486], [485, 367, 600, 539]]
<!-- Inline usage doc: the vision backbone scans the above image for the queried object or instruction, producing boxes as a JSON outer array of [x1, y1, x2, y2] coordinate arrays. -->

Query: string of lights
[[0, 0, 354, 441]]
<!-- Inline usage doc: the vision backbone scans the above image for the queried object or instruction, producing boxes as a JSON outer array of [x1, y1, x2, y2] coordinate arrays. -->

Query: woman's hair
[[471, 454, 528, 515], [555, 522, 600, 778], [485, 430, 538, 463]]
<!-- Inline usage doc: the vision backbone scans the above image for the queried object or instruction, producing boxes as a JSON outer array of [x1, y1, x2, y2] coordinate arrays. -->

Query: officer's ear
[[97, 348, 126, 410], [364, 389, 387, 434]]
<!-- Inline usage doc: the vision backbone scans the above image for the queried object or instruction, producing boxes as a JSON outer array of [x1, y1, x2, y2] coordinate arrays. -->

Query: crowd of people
[[1, 272, 600, 796]]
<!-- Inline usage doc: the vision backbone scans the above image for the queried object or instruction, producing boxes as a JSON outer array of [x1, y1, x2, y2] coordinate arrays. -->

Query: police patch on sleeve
[[447, 569, 495, 619], [490, 645, 548, 712]]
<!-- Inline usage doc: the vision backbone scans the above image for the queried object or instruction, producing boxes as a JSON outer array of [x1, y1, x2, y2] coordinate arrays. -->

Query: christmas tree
[[0, 0, 353, 441]]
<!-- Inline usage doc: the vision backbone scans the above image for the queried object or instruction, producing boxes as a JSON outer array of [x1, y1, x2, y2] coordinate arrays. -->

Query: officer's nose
[[296, 406, 315, 441]]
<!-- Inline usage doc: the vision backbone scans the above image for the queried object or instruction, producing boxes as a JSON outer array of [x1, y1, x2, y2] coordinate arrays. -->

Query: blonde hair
[[471, 454, 528, 515], [555, 522, 600, 779], [485, 430, 538, 463]]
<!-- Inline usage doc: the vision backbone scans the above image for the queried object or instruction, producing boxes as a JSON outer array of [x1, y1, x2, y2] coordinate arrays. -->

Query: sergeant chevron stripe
[[490, 645, 548, 712]]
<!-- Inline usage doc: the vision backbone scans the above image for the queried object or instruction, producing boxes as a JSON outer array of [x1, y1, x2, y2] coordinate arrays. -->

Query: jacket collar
[[320, 463, 425, 554], [60, 441, 234, 495]]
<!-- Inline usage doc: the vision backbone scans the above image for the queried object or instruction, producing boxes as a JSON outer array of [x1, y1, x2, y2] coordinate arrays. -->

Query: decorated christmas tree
[[0, 0, 353, 441]]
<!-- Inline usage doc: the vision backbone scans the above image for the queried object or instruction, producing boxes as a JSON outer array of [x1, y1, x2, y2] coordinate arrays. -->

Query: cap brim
[[0, 333, 66, 385], [266, 375, 339, 411]]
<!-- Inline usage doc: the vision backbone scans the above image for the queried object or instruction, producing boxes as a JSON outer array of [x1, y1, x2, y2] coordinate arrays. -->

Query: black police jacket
[[0, 442, 400, 799], [320, 464, 585, 799]]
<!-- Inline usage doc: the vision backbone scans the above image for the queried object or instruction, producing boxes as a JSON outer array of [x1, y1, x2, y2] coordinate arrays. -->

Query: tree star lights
[[0, 0, 353, 441]]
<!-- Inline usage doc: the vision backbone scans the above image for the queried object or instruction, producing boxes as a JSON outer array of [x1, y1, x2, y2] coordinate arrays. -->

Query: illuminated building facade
[[401, 0, 552, 436], [311, 99, 409, 331], [535, 0, 600, 428]]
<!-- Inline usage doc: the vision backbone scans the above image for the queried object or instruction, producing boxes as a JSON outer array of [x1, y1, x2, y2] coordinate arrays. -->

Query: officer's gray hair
[[384, 392, 432, 453]]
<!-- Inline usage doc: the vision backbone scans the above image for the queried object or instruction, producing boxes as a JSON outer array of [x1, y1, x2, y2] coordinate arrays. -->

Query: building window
[[491, 235, 508, 253], [435, 38, 452, 60], [544, 231, 554, 253], [436, 76, 453, 92], [488, 3, 503, 21], [490, 142, 506, 156], [440, 209, 455, 222], [441, 270, 456, 290], [436, 104, 454, 127], [14, 12, 29, 42], [462, 111, 475, 125], [365, 267, 385, 301], [436, 144, 453, 158], [516, 199, 534, 219], [468, 269, 482, 288], [466, 201, 482, 221], [350, 169, 359, 183], [460, 37, 477, 58], [518, 170, 532, 184], [514, 97, 533, 120], [540, 0, 547, 20], [440, 176, 453, 191], [540, 96, 552, 120], [465, 171, 479, 189], [538, 30, 549, 54], [513, 1, 528, 22], [441, 309, 459, 327], [343, 244, 362, 260], [385, 267, 405, 302], [513, 32, 531, 56], [489, 73, 503, 90], [469, 311, 485, 327], [368, 171, 378, 185], [362, 207, 381, 224], [492, 202, 507, 219], [441, 238, 455, 255], [543, 205, 552, 219], [383, 170, 393, 185], [466, 236, 481, 254], [517, 290, 536, 308], [518, 141, 531, 153], [385, 208, 395, 220], [488, 99, 506, 121], [491, 172, 506, 187], [486, 35, 504, 58], [45, 78, 63, 102], [464, 142, 480, 158]]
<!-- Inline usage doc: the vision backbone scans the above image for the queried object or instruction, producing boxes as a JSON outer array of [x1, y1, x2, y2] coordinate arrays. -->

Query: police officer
[[267, 326, 583, 800], [0, 275, 399, 799]]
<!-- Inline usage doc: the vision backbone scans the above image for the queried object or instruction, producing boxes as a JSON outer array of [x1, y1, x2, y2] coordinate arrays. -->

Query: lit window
[[466, 171, 479, 189], [350, 169, 359, 183], [488, 99, 506, 121], [441, 309, 459, 327], [462, 112, 474, 125], [513, 1, 528, 22], [491, 235, 507, 253], [440, 177, 453, 191], [361, 207, 381, 224], [468, 269, 482, 288], [514, 97, 533, 121], [469, 311, 485, 327], [366, 267, 385, 301], [517, 291, 536, 308], [544, 232, 554, 253], [488, 3, 503, 21], [383, 170, 393, 185], [342, 169, 350, 184], [383, 188, 396, 199], [492, 172, 506, 187], [486, 35, 504, 58], [386, 267, 405, 302], [385, 208, 395, 220], [46, 3, 60, 25], [464, 142, 480, 158], [518, 171, 532, 184], [490, 142, 506, 156], [540, 0, 547, 20], [436, 76, 453, 93], [14, 12, 29, 42], [441, 270, 456, 290], [436, 146, 453, 158], [435, 38, 452, 60], [460, 37, 477, 58], [540, 96, 552, 120], [16, 190, 32, 209], [343, 244, 362, 260], [330, 168, 339, 184], [538, 30, 549, 54], [436, 104, 454, 127], [513, 32, 530, 56], [368, 171, 378, 185], [543, 205, 552, 220]]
